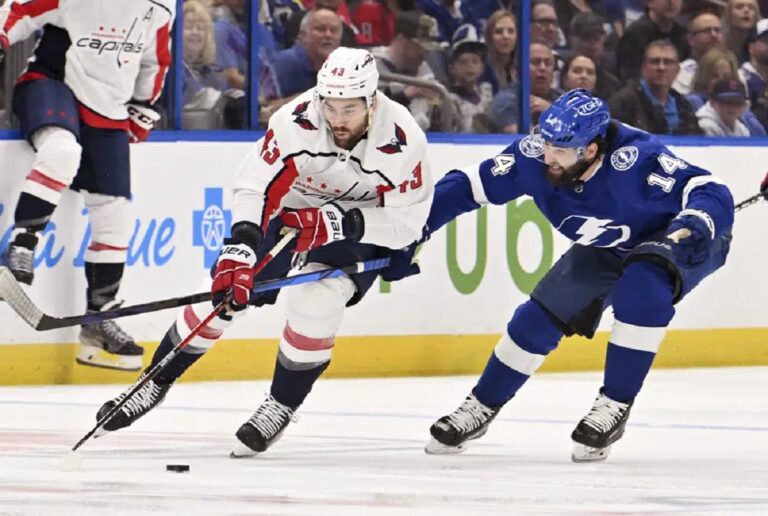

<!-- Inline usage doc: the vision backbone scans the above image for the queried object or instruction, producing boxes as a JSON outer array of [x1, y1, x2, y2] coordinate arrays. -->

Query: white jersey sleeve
[[132, 5, 174, 104], [0, 0, 61, 47]]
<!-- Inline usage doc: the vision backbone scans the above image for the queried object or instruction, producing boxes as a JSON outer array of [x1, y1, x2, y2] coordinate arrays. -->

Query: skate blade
[[229, 442, 259, 459], [571, 442, 611, 463], [76, 343, 142, 371], [424, 437, 467, 455]]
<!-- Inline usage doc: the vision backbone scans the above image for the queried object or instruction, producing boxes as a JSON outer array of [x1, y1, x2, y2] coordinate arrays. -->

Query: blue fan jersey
[[428, 123, 734, 251]]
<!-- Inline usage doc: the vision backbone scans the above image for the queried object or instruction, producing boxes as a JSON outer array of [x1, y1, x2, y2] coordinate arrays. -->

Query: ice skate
[[230, 394, 296, 458], [76, 300, 144, 371], [425, 393, 500, 455], [571, 388, 633, 463], [95, 373, 173, 435], [2, 231, 38, 286]]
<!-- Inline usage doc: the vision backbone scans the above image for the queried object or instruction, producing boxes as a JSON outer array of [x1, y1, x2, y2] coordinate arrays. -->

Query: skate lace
[[100, 319, 133, 345], [247, 395, 296, 438], [445, 396, 495, 433], [582, 395, 629, 432], [7, 246, 33, 274], [121, 381, 163, 417]]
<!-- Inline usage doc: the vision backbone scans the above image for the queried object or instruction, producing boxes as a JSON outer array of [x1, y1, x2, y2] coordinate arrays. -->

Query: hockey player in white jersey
[[0, 0, 174, 370], [95, 47, 434, 456]]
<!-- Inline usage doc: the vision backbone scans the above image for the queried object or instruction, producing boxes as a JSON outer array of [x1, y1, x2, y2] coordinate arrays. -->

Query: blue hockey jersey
[[429, 123, 734, 251]]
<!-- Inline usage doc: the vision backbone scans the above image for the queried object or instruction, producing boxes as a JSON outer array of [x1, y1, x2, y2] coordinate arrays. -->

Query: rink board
[[0, 139, 766, 385]]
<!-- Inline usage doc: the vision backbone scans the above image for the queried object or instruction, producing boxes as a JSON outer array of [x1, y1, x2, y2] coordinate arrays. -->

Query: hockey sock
[[270, 359, 330, 409], [473, 353, 528, 408], [14, 193, 56, 233], [606, 261, 675, 402], [603, 343, 656, 402], [85, 262, 125, 310], [151, 330, 203, 385]]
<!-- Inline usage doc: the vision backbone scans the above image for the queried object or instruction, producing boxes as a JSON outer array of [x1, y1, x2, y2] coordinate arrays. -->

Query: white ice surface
[[1, 367, 767, 515]]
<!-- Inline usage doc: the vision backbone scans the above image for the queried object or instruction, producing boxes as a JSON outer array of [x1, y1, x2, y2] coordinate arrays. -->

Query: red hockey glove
[[280, 203, 348, 253], [761, 171, 768, 200], [211, 242, 256, 311], [127, 103, 160, 143]]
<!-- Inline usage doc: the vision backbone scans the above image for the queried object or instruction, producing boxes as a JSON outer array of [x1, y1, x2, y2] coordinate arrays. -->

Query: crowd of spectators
[[177, 0, 768, 138]]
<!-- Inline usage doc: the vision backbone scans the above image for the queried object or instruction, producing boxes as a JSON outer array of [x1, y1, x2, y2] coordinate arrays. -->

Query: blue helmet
[[538, 89, 610, 148]]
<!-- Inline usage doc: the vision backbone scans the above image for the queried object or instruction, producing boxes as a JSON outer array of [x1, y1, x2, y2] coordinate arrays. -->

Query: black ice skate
[[76, 300, 144, 371], [230, 394, 296, 458], [425, 393, 501, 455], [2, 231, 38, 286], [571, 388, 633, 463], [95, 373, 173, 435]]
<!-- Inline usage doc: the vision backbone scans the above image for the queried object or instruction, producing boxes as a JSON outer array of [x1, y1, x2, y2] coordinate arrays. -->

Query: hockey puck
[[166, 464, 190, 473]]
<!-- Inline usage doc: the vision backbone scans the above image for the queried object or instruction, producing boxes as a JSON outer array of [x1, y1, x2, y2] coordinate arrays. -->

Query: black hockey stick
[[0, 257, 391, 331], [61, 230, 297, 466], [734, 192, 765, 212]]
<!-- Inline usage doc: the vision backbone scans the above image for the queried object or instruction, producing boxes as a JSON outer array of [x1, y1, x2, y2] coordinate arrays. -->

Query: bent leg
[[474, 299, 564, 407], [271, 263, 356, 409]]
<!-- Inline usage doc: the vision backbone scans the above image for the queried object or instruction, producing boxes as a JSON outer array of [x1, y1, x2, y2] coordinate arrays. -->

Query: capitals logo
[[377, 124, 407, 154], [292, 101, 317, 130], [556, 215, 631, 247]]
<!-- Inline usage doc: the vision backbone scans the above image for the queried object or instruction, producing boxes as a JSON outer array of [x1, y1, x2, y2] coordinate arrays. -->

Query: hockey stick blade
[[0, 267, 45, 329], [2, 258, 391, 331]]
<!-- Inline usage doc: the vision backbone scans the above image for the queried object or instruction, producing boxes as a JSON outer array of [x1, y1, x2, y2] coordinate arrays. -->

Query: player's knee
[[285, 264, 355, 338], [32, 126, 82, 182], [82, 192, 132, 263], [613, 262, 675, 327], [506, 300, 564, 355], [493, 300, 564, 375], [173, 303, 233, 352]]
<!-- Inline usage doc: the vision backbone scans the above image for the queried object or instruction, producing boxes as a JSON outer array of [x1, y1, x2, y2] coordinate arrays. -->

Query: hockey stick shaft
[[734, 192, 764, 212], [0, 257, 390, 331], [69, 230, 296, 453], [70, 300, 227, 453]]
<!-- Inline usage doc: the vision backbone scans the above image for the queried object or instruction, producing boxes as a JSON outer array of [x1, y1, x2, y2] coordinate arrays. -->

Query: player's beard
[[545, 158, 593, 187]]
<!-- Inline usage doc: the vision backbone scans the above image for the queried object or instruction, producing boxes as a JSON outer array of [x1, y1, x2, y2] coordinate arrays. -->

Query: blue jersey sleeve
[[426, 141, 527, 234]]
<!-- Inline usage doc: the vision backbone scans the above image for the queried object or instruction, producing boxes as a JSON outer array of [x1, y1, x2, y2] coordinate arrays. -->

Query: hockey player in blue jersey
[[389, 89, 735, 462]]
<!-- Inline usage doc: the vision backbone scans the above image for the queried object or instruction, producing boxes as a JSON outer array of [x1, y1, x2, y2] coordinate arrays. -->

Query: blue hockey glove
[[381, 242, 420, 282], [665, 213, 713, 266]]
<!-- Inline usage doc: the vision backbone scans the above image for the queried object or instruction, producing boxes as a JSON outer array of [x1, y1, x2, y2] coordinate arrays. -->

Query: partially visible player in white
[[95, 47, 434, 456], [0, 0, 174, 370]]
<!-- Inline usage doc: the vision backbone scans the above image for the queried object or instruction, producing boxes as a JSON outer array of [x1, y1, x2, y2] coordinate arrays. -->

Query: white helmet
[[316, 47, 379, 107]]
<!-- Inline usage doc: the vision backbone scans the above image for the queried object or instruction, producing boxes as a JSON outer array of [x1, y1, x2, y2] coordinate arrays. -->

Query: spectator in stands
[[568, 12, 621, 100], [282, 0, 357, 48], [483, 9, 518, 93], [447, 24, 494, 133], [531, 0, 566, 50], [350, 0, 396, 47], [261, 9, 343, 119], [723, 0, 760, 62], [739, 18, 768, 111], [213, 0, 248, 90], [615, 0, 689, 81], [529, 40, 563, 124], [609, 39, 701, 134], [673, 11, 725, 95], [553, 0, 625, 39], [560, 53, 597, 92], [688, 47, 765, 135], [372, 12, 442, 130], [696, 78, 751, 136], [183, 0, 227, 104]]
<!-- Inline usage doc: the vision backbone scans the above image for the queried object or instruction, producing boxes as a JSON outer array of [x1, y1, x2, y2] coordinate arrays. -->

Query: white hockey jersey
[[0, 0, 175, 121], [233, 90, 434, 250]]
